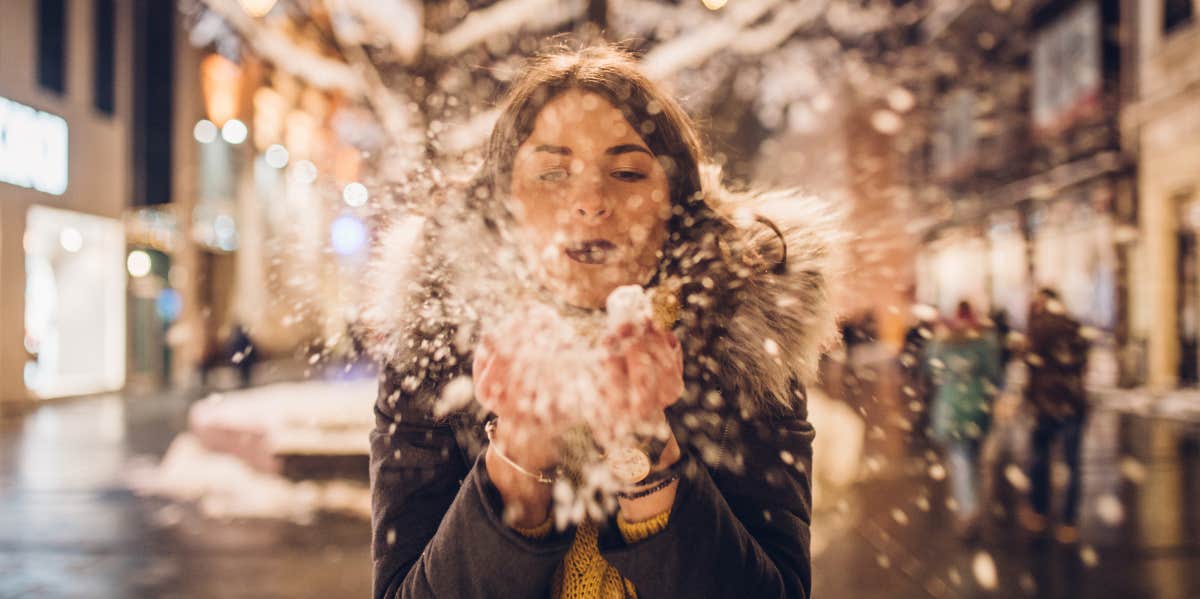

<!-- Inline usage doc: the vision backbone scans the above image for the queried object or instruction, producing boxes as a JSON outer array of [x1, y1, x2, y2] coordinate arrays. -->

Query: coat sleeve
[[597, 384, 814, 599], [371, 368, 574, 599]]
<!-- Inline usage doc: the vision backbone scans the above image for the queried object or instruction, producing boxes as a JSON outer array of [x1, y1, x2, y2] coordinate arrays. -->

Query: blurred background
[[1, 0, 1199, 597]]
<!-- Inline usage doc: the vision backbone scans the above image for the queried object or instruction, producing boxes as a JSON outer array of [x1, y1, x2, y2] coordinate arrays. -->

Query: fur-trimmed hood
[[711, 188, 843, 410], [362, 185, 843, 414]]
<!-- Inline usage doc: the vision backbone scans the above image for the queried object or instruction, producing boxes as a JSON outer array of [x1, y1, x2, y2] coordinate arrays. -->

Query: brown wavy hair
[[465, 42, 752, 398]]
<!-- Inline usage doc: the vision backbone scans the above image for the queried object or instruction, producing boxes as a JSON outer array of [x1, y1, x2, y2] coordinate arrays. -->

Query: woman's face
[[507, 89, 672, 309]]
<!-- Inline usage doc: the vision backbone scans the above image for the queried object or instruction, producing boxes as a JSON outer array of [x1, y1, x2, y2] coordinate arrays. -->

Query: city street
[[813, 410, 1200, 599], [0, 392, 370, 599], [2, 384, 1198, 598], [2, 1, 1199, 597]]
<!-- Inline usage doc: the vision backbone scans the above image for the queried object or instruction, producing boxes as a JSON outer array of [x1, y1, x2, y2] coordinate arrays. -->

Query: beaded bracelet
[[616, 472, 680, 500]]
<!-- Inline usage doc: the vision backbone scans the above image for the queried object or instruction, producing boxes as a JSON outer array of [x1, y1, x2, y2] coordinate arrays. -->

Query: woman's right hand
[[474, 331, 571, 527], [473, 333, 570, 471]]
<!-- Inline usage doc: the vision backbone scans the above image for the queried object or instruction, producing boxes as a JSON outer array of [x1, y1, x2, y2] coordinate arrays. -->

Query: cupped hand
[[473, 310, 586, 470], [596, 318, 684, 446]]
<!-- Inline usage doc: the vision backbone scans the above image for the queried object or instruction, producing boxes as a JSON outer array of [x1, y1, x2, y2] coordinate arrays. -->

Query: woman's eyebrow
[[533, 144, 571, 156], [606, 144, 652, 157]]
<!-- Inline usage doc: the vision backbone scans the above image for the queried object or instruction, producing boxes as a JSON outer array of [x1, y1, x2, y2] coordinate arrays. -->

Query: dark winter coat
[[365, 188, 841, 599], [1025, 307, 1090, 421]]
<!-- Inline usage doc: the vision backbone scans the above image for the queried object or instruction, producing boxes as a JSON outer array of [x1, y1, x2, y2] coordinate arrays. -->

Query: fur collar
[[362, 186, 843, 413], [710, 187, 843, 411]]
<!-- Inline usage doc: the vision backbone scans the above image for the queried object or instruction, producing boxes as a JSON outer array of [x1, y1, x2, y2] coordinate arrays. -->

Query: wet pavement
[[0, 393, 370, 599], [813, 351, 1200, 599], [2, 386, 1199, 598]]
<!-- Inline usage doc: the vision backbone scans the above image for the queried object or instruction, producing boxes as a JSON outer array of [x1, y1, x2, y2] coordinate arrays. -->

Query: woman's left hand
[[594, 319, 685, 519], [597, 319, 684, 445]]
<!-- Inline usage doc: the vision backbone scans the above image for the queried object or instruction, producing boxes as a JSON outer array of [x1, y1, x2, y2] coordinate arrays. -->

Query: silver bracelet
[[484, 419, 557, 485]]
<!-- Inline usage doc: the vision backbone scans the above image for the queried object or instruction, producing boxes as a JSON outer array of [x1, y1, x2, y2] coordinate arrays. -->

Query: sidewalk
[[811, 387, 1200, 599]]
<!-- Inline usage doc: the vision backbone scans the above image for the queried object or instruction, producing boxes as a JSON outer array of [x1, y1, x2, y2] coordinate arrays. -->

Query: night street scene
[[2, 0, 1200, 598]]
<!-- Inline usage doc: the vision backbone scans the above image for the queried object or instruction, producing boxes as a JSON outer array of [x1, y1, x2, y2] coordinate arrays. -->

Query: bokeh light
[[58, 227, 82, 253], [330, 214, 367, 256], [221, 119, 248, 144], [126, 250, 151, 278], [264, 144, 289, 169], [342, 182, 368, 207], [193, 119, 218, 143]]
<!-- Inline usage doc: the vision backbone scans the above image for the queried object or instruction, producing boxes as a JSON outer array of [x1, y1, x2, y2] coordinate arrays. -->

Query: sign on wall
[[1032, 1, 1102, 132], [933, 89, 978, 180], [0, 96, 69, 196]]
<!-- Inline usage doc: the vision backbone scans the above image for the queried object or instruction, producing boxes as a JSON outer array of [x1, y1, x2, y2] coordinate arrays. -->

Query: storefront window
[[23, 206, 125, 398], [1031, 199, 1117, 330], [919, 231, 990, 317]]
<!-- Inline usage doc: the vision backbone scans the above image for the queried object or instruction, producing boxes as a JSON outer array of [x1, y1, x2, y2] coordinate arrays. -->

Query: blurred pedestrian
[[841, 311, 879, 404], [989, 309, 1013, 367], [978, 314, 1032, 529], [901, 304, 937, 441], [221, 322, 257, 388], [926, 301, 1003, 539], [1021, 288, 1090, 543]]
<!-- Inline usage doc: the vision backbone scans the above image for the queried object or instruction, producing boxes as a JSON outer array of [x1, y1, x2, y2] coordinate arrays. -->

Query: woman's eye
[[611, 170, 647, 182], [539, 170, 568, 182]]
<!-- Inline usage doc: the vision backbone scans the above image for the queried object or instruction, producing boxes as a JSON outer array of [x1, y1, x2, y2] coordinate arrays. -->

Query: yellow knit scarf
[[516, 511, 670, 599]]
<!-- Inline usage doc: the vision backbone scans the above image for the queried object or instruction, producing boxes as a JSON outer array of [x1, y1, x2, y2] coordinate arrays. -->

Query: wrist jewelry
[[617, 473, 679, 500], [484, 419, 557, 485], [615, 451, 685, 500], [604, 436, 669, 485], [605, 447, 652, 485]]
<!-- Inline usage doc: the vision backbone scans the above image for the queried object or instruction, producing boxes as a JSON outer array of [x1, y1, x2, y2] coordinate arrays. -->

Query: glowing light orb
[[193, 119, 218, 143], [343, 182, 368, 207], [127, 250, 152, 278], [59, 227, 82, 253], [221, 119, 248, 144], [265, 144, 289, 168], [331, 214, 367, 256]]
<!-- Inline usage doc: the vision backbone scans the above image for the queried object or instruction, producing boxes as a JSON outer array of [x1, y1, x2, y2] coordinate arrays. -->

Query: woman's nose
[[569, 179, 611, 221]]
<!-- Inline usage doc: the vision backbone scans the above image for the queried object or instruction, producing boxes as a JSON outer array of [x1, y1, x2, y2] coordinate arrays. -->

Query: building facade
[[1124, 0, 1200, 387], [0, 0, 136, 409], [1, 0, 204, 411], [910, 0, 1136, 387]]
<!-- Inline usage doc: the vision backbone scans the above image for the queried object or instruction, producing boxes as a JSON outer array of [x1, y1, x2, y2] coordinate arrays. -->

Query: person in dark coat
[[901, 305, 937, 440], [1023, 288, 1090, 542], [362, 44, 840, 599]]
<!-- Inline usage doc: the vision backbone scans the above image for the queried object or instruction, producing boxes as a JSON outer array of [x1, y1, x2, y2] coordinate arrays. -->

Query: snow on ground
[[127, 433, 371, 524], [188, 379, 377, 455], [126, 379, 377, 523], [807, 384, 866, 558], [126, 376, 871, 526], [808, 385, 866, 492]]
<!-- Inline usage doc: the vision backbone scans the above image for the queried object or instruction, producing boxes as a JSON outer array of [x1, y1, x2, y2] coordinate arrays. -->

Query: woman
[[366, 43, 838, 598], [924, 301, 1003, 539]]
